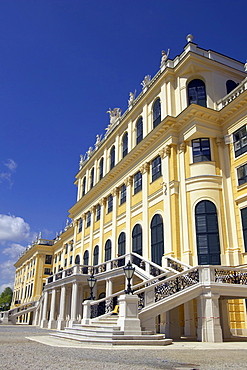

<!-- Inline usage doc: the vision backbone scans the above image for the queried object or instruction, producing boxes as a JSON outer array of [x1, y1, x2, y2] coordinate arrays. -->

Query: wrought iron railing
[[215, 268, 247, 284]]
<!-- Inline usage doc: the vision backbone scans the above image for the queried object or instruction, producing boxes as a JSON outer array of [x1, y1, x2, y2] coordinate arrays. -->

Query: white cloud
[[0, 172, 11, 182], [0, 214, 30, 242], [0, 283, 14, 294], [0, 260, 15, 291], [3, 159, 17, 172], [2, 243, 26, 259]]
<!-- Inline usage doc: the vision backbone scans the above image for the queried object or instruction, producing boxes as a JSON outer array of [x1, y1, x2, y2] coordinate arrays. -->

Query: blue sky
[[0, 0, 247, 292]]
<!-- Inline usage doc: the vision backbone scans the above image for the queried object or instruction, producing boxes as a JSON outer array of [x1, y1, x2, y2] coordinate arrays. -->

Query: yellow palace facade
[[10, 35, 247, 342]]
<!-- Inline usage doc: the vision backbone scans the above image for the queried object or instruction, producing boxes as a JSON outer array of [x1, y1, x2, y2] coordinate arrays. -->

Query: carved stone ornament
[[141, 75, 151, 90], [159, 148, 166, 159], [87, 147, 93, 159], [90, 206, 95, 214], [100, 197, 107, 207], [244, 60, 247, 72]]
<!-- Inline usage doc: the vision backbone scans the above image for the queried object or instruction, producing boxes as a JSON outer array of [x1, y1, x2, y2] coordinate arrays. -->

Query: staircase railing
[[85, 265, 247, 320]]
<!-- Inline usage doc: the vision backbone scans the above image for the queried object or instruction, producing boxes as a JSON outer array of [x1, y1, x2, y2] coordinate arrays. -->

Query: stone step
[[51, 331, 172, 346]]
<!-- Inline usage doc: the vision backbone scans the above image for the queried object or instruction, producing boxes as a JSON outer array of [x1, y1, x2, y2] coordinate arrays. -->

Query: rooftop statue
[[86, 146, 93, 159], [95, 134, 102, 149], [245, 60, 247, 72], [79, 154, 86, 169], [160, 48, 170, 68], [141, 75, 151, 90], [106, 108, 122, 125], [128, 90, 137, 107]]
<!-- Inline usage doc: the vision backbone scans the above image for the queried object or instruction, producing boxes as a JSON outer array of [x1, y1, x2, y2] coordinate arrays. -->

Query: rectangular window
[[78, 218, 82, 233], [65, 244, 68, 254], [70, 256, 73, 265], [192, 138, 211, 162], [233, 126, 247, 158], [152, 156, 162, 181], [134, 171, 142, 194], [108, 195, 113, 213], [64, 258, 67, 267], [70, 242, 73, 251], [44, 268, 51, 275], [241, 207, 247, 252], [45, 255, 52, 264], [96, 204, 101, 221], [120, 184, 126, 204], [237, 163, 247, 186], [86, 212, 91, 227]]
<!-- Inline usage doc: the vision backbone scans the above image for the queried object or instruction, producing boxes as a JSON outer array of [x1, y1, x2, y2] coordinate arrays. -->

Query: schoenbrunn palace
[[7, 35, 247, 343]]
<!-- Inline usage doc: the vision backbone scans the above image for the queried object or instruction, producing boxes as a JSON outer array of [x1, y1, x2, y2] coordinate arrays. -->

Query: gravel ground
[[0, 325, 247, 370]]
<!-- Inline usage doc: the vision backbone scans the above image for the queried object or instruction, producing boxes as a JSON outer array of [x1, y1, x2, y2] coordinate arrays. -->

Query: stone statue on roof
[[141, 75, 151, 90], [95, 134, 102, 149], [160, 48, 170, 68], [128, 90, 136, 107], [106, 108, 122, 125]]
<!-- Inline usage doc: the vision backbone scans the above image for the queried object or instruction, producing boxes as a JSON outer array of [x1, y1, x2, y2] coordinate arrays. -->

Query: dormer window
[[188, 79, 206, 107]]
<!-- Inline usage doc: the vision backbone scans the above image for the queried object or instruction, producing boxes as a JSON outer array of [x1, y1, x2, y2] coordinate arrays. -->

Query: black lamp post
[[87, 273, 97, 300], [123, 261, 135, 294]]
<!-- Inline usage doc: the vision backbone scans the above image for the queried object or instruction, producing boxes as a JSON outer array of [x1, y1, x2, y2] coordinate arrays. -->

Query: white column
[[89, 207, 95, 265], [40, 290, 49, 328], [125, 176, 133, 254], [197, 292, 223, 342], [57, 286, 66, 330], [160, 146, 173, 258], [106, 278, 113, 297], [48, 288, 57, 329], [178, 142, 191, 264], [99, 198, 106, 263], [69, 281, 78, 327], [140, 163, 149, 260], [112, 187, 118, 259], [79, 214, 86, 262], [219, 298, 232, 340]]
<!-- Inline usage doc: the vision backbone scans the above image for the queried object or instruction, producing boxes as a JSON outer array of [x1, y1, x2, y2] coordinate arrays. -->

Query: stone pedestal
[[117, 294, 141, 335], [81, 300, 91, 325]]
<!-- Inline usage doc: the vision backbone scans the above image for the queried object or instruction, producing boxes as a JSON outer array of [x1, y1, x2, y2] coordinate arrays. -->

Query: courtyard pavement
[[1, 325, 247, 369]]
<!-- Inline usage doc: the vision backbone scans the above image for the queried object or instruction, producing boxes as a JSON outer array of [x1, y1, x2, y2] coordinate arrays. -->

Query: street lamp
[[123, 261, 135, 294], [87, 273, 97, 300]]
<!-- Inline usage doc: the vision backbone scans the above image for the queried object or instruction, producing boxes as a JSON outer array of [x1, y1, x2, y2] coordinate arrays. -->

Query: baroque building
[[9, 35, 247, 342]]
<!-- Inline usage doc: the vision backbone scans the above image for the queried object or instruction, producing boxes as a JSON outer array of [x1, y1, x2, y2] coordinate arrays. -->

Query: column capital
[[90, 205, 96, 214], [140, 162, 150, 174], [179, 141, 186, 153], [125, 175, 133, 186], [100, 197, 107, 206], [112, 187, 119, 197], [216, 137, 224, 147]]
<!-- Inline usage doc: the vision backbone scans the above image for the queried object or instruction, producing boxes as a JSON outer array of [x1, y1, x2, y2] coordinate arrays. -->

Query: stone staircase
[[51, 315, 172, 345]]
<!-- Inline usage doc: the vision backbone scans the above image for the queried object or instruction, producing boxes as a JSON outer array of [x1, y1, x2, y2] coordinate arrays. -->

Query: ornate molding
[[112, 187, 119, 197], [140, 162, 150, 174], [125, 175, 133, 186]]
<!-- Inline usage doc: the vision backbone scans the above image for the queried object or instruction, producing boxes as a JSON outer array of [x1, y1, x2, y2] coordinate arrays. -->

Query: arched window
[[90, 167, 94, 189], [136, 117, 143, 145], [105, 239, 112, 261], [151, 214, 164, 266], [110, 146, 115, 170], [83, 250, 89, 265], [93, 245, 99, 266], [153, 98, 161, 128], [82, 177, 86, 196], [75, 255, 80, 265], [122, 132, 128, 158], [118, 232, 126, 256], [226, 80, 238, 94], [188, 79, 207, 107], [195, 200, 221, 265], [99, 157, 104, 180], [132, 224, 142, 256]]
